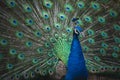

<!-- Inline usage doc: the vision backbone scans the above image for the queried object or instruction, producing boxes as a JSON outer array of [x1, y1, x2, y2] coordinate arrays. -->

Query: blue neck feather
[[65, 31, 88, 80]]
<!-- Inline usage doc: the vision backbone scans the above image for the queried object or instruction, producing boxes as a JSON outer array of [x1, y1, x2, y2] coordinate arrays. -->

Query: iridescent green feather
[[54, 38, 71, 65]]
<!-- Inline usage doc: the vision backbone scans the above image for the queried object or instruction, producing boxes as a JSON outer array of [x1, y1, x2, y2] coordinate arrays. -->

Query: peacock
[[0, 0, 120, 80], [65, 21, 88, 80]]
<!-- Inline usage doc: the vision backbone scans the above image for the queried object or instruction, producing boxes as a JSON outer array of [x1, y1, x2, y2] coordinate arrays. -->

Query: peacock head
[[72, 18, 79, 25], [72, 18, 83, 35]]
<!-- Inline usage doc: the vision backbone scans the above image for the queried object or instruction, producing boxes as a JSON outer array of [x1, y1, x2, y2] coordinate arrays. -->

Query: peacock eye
[[86, 18, 89, 20], [67, 30, 70, 32], [2, 40, 6, 43], [28, 42, 31, 45], [37, 32, 40, 35], [46, 3, 50, 6], [47, 27, 49, 30], [93, 5, 97, 8], [100, 19, 103, 21], [45, 15, 48, 17], [79, 4, 82, 7], [13, 20, 17, 23], [109, 10, 118, 17], [12, 50, 15, 53], [27, 7, 30, 10], [19, 33, 22, 36], [77, 1, 85, 9], [66, 7, 70, 10], [29, 20, 32, 23], [20, 55, 23, 57], [111, 12, 115, 16], [60, 16, 64, 18], [7, 0, 16, 7], [10, 2, 14, 5], [7, 64, 13, 70]]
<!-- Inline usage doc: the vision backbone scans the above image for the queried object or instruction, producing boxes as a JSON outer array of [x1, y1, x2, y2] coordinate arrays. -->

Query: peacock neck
[[65, 31, 88, 80], [70, 32, 84, 60]]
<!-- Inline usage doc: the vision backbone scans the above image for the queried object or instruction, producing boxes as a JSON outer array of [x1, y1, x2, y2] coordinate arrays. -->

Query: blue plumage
[[75, 26, 83, 32], [65, 26, 88, 80], [72, 18, 79, 22]]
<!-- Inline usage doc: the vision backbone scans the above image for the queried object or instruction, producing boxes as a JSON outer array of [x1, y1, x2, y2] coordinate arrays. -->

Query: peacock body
[[0, 0, 120, 80]]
